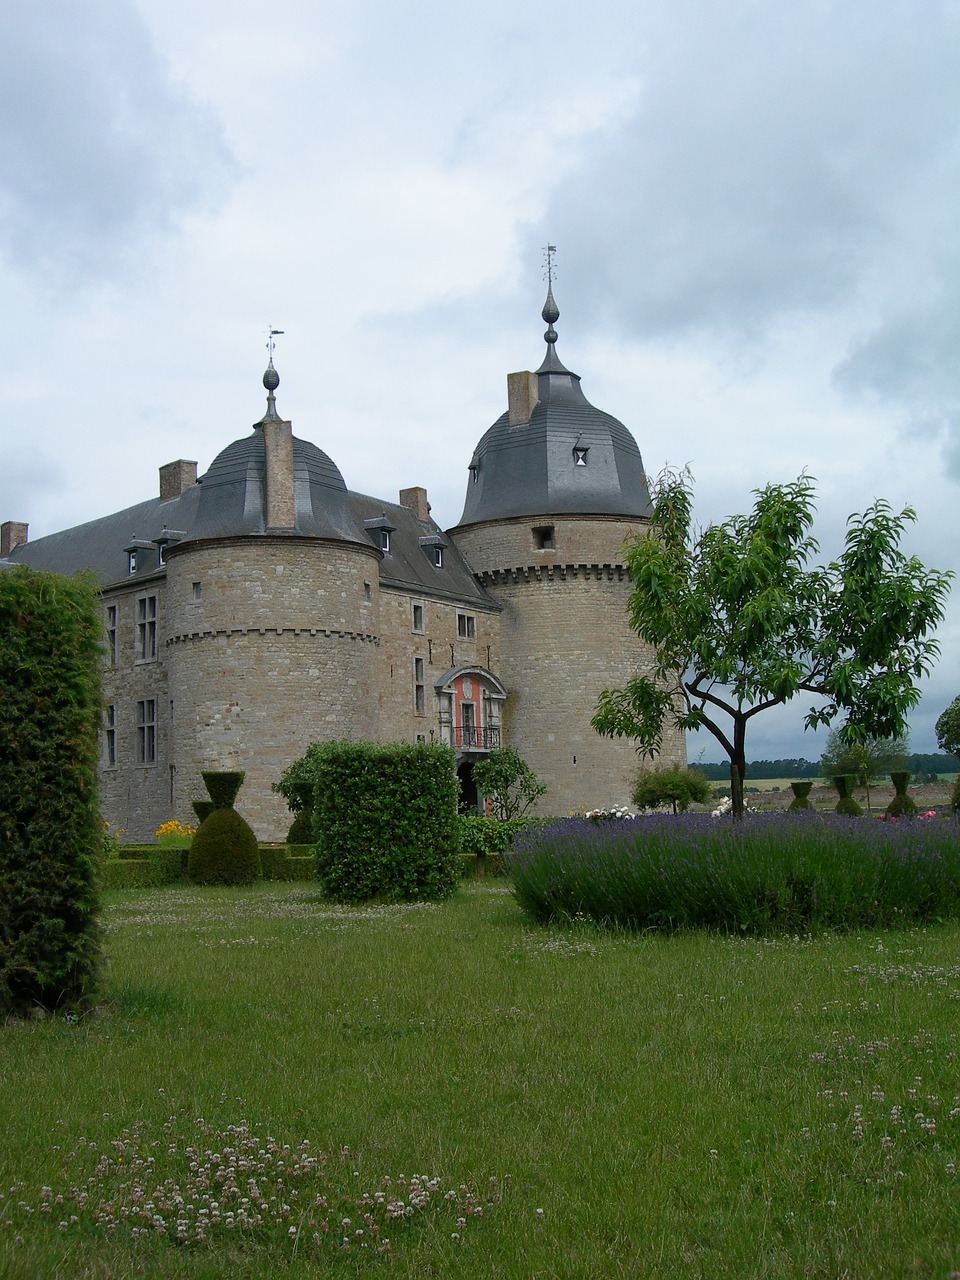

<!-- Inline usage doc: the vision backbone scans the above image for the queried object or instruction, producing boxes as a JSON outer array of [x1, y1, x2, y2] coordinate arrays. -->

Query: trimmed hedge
[[0, 567, 103, 1016], [189, 808, 260, 886], [312, 741, 460, 902]]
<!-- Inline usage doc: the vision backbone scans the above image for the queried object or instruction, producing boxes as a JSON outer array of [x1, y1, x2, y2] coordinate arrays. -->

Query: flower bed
[[510, 811, 960, 934]]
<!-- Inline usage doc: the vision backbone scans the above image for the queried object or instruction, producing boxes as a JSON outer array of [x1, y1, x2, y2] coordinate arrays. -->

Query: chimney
[[262, 419, 295, 528], [1, 521, 28, 555], [507, 370, 539, 426], [159, 460, 198, 501], [399, 487, 430, 522]]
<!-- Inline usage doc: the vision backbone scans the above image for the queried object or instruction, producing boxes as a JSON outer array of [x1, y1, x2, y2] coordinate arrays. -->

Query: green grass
[[2, 882, 960, 1278]]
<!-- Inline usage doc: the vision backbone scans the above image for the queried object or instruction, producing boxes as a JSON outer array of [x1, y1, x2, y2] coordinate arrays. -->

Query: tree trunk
[[730, 720, 747, 821]]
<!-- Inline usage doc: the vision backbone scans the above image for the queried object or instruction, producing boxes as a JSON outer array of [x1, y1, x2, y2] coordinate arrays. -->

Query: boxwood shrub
[[312, 741, 460, 902]]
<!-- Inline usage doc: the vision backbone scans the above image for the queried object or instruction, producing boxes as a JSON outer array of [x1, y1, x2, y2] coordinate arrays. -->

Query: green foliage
[[632, 763, 711, 814], [285, 809, 313, 845], [592, 469, 952, 819], [0, 567, 103, 1016], [511, 813, 960, 934], [471, 747, 547, 821], [952, 777, 960, 812], [458, 813, 533, 855], [887, 771, 918, 818], [100, 860, 158, 890], [788, 781, 814, 810], [191, 800, 215, 824], [935, 694, 960, 761], [832, 774, 864, 817], [311, 741, 460, 902], [201, 770, 245, 809], [188, 809, 260, 885], [820, 727, 908, 787]]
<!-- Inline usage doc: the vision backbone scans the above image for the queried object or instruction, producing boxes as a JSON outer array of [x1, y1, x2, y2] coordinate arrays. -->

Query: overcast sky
[[1, 0, 957, 763]]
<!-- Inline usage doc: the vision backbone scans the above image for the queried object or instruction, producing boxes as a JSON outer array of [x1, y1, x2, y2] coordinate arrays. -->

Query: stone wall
[[451, 515, 685, 813]]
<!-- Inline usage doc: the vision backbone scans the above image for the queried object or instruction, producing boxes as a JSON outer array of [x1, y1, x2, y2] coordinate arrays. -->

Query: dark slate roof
[[349, 492, 497, 609], [0, 485, 202, 586], [453, 291, 652, 528], [186, 428, 367, 544]]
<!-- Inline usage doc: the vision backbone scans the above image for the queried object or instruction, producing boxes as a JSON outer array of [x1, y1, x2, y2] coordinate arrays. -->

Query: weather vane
[[266, 325, 284, 362], [543, 243, 557, 287]]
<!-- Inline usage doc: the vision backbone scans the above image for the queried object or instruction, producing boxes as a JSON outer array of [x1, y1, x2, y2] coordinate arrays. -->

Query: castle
[[0, 288, 685, 839]]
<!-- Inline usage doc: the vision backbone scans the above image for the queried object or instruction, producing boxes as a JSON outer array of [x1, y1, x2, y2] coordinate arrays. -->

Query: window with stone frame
[[457, 611, 476, 639], [106, 604, 118, 666], [136, 699, 157, 764], [104, 704, 117, 768], [414, 657, 425, 715], [136, 594, 157, 662], [412, 601, 425, 633]]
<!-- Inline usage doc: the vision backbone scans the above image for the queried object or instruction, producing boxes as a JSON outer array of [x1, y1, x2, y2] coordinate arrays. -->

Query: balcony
[[452, 725, 501, 752]]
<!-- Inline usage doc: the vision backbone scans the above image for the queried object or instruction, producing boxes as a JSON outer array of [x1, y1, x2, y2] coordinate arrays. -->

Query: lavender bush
[[510, 812, 960, 934]]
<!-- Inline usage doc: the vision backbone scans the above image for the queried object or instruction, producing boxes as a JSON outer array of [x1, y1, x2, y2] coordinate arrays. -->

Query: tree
[[472, 748, 546, 821], [632, 764, 711, 814], [819, 727, 909, 811], [935, 695, 960, 761], [592, 469, 951, 819]]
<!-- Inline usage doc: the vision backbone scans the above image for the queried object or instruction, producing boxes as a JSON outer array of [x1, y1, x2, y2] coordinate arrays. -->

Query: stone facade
[[1, 298, 686, 839]]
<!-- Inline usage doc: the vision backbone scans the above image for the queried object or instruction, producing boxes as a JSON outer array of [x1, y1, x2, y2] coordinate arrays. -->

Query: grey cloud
[[0, 1, 236, 281], [532, 0, 958, 337]]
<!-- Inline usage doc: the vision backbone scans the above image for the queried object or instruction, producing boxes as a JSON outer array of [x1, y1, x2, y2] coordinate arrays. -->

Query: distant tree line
[[695, 753, 959, 782]]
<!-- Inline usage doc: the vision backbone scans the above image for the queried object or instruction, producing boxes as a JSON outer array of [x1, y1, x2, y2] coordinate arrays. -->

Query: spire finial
[[258, 325, 284, 423], [541, 243, 559, 343]]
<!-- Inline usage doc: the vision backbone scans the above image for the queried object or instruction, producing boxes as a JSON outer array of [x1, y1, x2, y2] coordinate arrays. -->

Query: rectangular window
[[128, 550, 138, 575], [457, 612, 476, 640], [412, 602, 424, 633], [433, 546, 443, 568], [533, 524, 555, 550], [136, 699, 156, 764], [104, 704, 117, 768], [380, 529, 391, 553], [136, 595, 157, 661], [106, 605, 118, 666], [192, 581, 202, 601], [414, 657, 425, 715]]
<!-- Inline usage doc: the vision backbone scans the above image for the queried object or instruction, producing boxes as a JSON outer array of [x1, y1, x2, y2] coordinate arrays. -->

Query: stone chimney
[[507, 370, 539, 426], [262, 419, 295, 529], [1, 521, 28, 555], [399, 487, 430, 522], [159, 460, 198, 501]]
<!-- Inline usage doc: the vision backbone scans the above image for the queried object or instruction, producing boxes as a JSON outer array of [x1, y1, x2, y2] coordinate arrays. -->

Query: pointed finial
[[258, 325, 284, 423], [541, 243, 559, 343]]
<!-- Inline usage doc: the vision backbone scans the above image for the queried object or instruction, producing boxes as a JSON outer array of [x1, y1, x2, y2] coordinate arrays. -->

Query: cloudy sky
[[1, 0, 957, 763]]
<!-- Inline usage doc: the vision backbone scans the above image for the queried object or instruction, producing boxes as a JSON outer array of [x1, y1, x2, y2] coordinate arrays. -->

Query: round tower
[[449, 286, 686, 813], [164, 361, 381, 837]]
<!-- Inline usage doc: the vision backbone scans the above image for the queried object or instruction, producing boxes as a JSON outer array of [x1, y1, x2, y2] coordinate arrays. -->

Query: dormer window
[[128, 550, 138, 575], [573, 446, 589, 467], [124, 536, 154, 575], [468, 457, 479, 484], [154, 527, 185, 567], [364, 515, 396, 555], [418, 534, 446, 569]]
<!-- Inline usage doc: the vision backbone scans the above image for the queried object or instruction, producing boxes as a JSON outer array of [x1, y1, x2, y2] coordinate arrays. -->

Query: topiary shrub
[[188, 772, 260, 885], [192, 800, 215, 824], [832, 774, 863, 817], [0, 567, 103, 1016], [312, 741, 460, 902], [788, 781, 814, 811], [286, 808, 313, 845], [886, 771, 918, 818]]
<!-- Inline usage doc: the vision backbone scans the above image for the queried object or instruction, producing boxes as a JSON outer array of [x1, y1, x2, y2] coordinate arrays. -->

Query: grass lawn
[[2, 880, 960, 1278]]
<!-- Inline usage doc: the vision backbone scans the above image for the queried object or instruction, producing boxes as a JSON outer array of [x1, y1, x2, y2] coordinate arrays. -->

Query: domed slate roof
[[455, 289, 652, 527], [186, 364, 368, 544]]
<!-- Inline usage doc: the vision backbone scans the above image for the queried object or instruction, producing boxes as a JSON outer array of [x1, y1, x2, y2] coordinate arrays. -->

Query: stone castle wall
[[451, 515, 686, 813], [164, 536, 382, 838]]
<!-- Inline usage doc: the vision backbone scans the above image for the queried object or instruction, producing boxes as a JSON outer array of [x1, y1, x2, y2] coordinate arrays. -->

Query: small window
[[363, 581, 371, 602], [412, 602, 424, 633], [127, 550, 138, 575], [433, 545, 443, 569], [380, 529, 391, 553], [573, 446, 589, 467], [192, 581, 202, 601], [136, 595, 157, 662], [136, 699, 156, 764], [533, 525, 555, 550], [104, 704, 117, 768], [414, 657, 425, 715], [106, 605, 118, 666], [457, 612, 476, 639], [158, 543, 166, 566]]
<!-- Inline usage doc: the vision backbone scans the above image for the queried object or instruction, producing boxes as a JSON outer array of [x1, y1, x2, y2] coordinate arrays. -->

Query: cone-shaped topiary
[[286, 808, 313, 844], [886, 770, 917, 818], [788, 781, 813, 811], [833, 774, 863, 817], [201, 770, 245, 809], [188, 771, 260, 885]]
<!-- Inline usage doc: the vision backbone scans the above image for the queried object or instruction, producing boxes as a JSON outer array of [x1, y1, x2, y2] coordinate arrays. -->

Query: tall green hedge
[[312, 741, 460, 902], [0, 567, 103, 1015]]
